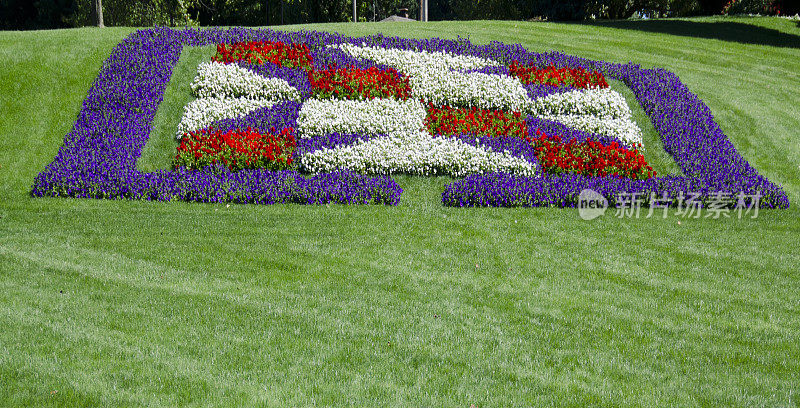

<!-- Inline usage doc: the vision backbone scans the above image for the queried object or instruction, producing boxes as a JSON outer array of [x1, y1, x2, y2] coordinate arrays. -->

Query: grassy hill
[[1, 17, 799, 407]]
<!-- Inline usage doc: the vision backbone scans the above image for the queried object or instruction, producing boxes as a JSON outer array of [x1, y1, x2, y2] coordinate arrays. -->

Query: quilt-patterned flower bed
[[32, 27, 789, 209]]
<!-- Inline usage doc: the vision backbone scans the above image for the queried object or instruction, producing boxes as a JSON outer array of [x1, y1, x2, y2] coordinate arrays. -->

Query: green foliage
[[524, 0, 590, 20], [721, 0, 780, 15], [0, 0, 80, 29], [582, 0, 701, 19], [188, 0, 421, 26], [2, 0, 728, 29], [51, 0, 202, 27], [401, 0, 702, 21]]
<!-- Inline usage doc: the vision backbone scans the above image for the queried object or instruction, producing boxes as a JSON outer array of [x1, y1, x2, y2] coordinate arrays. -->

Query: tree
[[94, 0, 104, 27]]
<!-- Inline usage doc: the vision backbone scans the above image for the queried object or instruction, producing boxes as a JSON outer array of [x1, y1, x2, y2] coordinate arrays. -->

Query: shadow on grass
[[579, 19, 800, 48]]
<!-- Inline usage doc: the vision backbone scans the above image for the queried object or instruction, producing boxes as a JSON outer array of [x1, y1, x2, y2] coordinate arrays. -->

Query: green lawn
[[1, 17, 799, 407], [138, 44, 217, 173]]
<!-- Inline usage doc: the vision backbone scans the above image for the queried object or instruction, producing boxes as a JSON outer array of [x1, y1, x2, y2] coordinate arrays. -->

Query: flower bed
[[425, 105, 527, 139], [32, 27, 788, 209], [531, 132, 654, 180], [175, 127, 296, 171], [509, 62, 609, 88], [308, 66, 411, 100], [296, 98, 426, 138], [212, 40, 313, 69]]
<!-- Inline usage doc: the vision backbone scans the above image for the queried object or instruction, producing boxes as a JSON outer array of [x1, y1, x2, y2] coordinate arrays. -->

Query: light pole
[[420, 0, 428, 21], [353, 0, 357, 22]]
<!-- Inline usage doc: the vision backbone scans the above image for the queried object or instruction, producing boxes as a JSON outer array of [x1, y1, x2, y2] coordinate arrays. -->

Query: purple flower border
[[31, 27, 788, 209]]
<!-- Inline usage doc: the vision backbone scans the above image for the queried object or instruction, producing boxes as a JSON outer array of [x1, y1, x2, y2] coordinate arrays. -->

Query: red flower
[[530, 132, 655, 180], [174, 127, 297, 172], [212, 41, 313, 69], [509, 62, 609, 89], [424, 104, 527, 139], [308, 66, 412, 100]]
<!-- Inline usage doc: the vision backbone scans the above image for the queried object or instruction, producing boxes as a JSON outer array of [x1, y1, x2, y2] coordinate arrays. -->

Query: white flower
[[333, 44, 499, 76], [530, 88, 643, 146], [190, 61, 300, 101], [176, 61, 300, 138], [540, 114, 644, 147], [410, 70, 531, 112], [529, 88, 631, 119], [297, 98, 426, 138], [176, 97, 276, 138], [301, 131, 537, 177]]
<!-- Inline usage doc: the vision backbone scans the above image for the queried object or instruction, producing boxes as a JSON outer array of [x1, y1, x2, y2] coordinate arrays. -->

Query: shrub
[[722, 0, 781, 14]]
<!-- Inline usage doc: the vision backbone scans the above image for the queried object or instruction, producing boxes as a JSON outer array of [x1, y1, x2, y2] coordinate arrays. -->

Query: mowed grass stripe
[[2, 228, 797, 406]]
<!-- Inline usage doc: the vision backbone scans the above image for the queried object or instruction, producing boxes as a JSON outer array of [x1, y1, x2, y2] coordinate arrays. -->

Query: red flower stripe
[[175, 127, 296, 172], [308, 66, 412, 100], [425, 104, 528, 138], [509, 62, 609, 88], [212, 41, 313, 69], [531, 131, 655, 180]]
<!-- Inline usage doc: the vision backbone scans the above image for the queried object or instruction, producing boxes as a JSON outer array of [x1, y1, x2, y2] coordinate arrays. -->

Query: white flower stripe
[[410, 70, 531, 112], [529, 88, 632, 119], [333, 43, 499, 76], [301, 131, 537, 177], [297, 98, 426, 138], [176, 97, 276, 138], [531, 88, 643, 146], [190, 61, 300, 101], [540, 114, 644, 147]]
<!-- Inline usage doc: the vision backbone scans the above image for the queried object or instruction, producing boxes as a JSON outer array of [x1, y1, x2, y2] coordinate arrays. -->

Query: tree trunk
[[94, 0, 104, 27]]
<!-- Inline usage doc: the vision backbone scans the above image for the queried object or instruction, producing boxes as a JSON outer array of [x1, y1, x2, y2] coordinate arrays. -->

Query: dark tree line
[[1, 0, 796, 30]]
